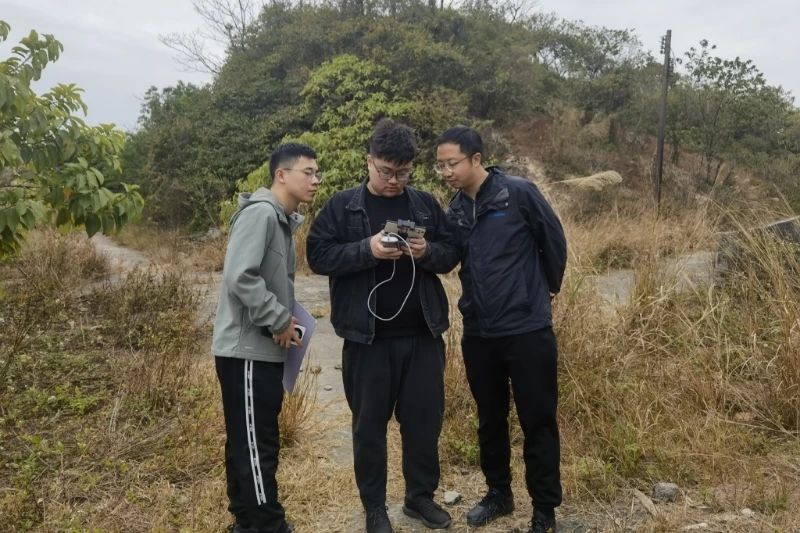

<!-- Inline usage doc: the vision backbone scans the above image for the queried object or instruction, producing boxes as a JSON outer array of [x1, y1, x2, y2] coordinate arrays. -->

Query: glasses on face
[[434, 155, 470, 174], [370, 160, 413, 182], [282, 167, 323, 182]]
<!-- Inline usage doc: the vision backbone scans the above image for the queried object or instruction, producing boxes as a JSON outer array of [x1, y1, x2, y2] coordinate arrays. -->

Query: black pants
[[462, 327, 562, 510], [216, 356, 290, 533], [342, 335, 446, 509]]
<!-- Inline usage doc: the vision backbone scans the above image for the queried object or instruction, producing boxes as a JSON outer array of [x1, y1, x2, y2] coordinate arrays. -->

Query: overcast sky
[[3, 0, 798, 130]]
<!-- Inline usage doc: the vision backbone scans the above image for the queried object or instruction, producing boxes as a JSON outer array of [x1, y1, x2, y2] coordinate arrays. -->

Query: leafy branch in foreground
[[0, 20, 144, 257]]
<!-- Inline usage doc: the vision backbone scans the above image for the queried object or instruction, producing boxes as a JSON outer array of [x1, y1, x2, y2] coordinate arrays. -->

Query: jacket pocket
[[238, 314, 260, 352], [483, 267, 531, 324], [346, 225, 364, 241]]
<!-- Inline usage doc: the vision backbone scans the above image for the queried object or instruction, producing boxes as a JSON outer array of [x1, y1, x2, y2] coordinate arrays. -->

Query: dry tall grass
[[553, 210, 800, 527], [0, 230, 109, 395], [12, 229, 109, 290], [294, 221, 312, 275], [440, 276, 479, 467], [279, 361, 319, 447], [559, 197, 715, 272]]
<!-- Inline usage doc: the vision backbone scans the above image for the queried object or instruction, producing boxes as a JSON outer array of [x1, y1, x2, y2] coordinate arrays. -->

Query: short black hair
[[435, 126, 483, 157], [368, 119, 418, 165], [269, 142, 317, 180]]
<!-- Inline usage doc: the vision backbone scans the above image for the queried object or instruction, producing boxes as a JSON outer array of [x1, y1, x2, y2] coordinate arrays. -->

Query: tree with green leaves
[[671, 40, 794, 184], [219, 53, 467, 223], [0, 21, 144, 257], [123, 82, 231, 228]]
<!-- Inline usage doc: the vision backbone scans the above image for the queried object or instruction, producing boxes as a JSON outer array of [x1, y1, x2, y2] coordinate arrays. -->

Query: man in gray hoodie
[[212, 143, 320, 533]]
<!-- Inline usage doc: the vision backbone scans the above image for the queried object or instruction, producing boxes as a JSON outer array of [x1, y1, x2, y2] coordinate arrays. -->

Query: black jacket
[[447, 168, 567, 337], [307, 182, 460, 344]]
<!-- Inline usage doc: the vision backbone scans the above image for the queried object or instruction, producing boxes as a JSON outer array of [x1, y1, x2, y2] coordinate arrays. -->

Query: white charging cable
[[367, 232, 416, 321]]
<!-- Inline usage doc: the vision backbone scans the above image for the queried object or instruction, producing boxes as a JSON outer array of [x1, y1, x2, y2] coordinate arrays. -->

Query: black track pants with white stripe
[[216, 356, 288, 532]]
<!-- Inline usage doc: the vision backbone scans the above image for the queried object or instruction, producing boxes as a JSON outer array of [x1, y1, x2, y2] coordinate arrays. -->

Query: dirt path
[[91, 234, 150, 272], [292, 274, 353, 464]]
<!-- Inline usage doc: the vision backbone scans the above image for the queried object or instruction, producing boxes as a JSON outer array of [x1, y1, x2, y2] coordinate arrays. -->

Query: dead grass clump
[[0, 230, 108, 396], [14, 229, 108, 293], [193, 234, 227, 272], [560, 202, 714, 272], [714, 225, 800, 431], [90, 268, 202, 410], [279, 360, 319, 447], [294, 221, 312, 275], [113, 225, 184, 264]]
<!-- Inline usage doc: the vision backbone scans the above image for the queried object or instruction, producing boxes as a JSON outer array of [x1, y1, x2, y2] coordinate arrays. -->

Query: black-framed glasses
[[370, 159, 413, 182], [434, 155, 470, 174], [281, 167, 323, 181]]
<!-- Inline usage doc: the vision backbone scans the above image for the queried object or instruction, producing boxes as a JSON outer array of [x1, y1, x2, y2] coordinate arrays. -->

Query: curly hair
[[368, 118, 418, 164]]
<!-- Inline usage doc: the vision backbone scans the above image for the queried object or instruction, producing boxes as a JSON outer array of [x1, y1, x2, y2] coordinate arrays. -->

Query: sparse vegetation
[[114, 225, 226, 272], [0, 231, 320, 531]]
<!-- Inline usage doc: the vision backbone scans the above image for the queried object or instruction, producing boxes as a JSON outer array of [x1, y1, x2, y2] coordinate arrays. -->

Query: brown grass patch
[[279, 359, 319, 447]]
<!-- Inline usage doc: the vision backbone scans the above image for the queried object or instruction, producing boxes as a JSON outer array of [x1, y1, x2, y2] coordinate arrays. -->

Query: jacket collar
[[346, 179, 428, 215], [450, 167, 508, 211], [346, 179, 369, 211]]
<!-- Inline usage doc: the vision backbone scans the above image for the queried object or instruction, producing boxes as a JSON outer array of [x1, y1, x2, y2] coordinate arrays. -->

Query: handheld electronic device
[[291, 324, 306, 346], [380, 219, 426, 247]]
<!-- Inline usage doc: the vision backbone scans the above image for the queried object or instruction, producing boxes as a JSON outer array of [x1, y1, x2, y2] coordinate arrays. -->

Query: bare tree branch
[[160, 31, 225, 74], [500, 0, 532, 23], [159, 0, 263, 75]]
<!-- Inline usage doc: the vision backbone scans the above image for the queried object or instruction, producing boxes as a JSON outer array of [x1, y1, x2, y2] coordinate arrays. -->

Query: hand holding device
[[382, 219, 426, 247], [370, 231, 403, 259], [273, 316, 299, 348]]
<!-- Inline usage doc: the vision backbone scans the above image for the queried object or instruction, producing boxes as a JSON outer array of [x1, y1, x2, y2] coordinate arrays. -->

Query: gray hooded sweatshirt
[[212, 188, 304, 362]]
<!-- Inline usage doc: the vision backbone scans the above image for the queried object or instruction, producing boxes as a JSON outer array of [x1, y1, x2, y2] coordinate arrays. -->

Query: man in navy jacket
[[436, 126, 567, 533]]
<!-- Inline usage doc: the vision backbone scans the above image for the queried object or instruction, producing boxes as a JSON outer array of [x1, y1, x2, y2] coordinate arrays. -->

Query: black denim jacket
[[307, 181, 460, 344]]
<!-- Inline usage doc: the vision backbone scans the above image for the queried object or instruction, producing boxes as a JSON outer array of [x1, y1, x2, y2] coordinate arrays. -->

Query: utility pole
[[655, 29, 672, 214]]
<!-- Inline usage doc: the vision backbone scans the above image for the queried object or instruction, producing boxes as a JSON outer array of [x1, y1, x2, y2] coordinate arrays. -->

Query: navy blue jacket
[[307, 182, 460, 344], [446, 168, 567, 337]]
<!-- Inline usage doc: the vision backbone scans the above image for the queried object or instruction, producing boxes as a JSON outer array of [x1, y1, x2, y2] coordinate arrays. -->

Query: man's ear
[[472, 152, 482, 166]]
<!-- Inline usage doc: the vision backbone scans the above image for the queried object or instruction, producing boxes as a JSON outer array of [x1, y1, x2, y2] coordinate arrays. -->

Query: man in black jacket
[[436, 126, 567, 533], [307, 119, 459, 533]]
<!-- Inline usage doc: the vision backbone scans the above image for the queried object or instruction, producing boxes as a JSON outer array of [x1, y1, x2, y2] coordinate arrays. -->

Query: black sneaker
[[465, 488, 514, 526], [528, 509, 556, 533], [402, 497, 452, 529], [366, 505, 394, 533]]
